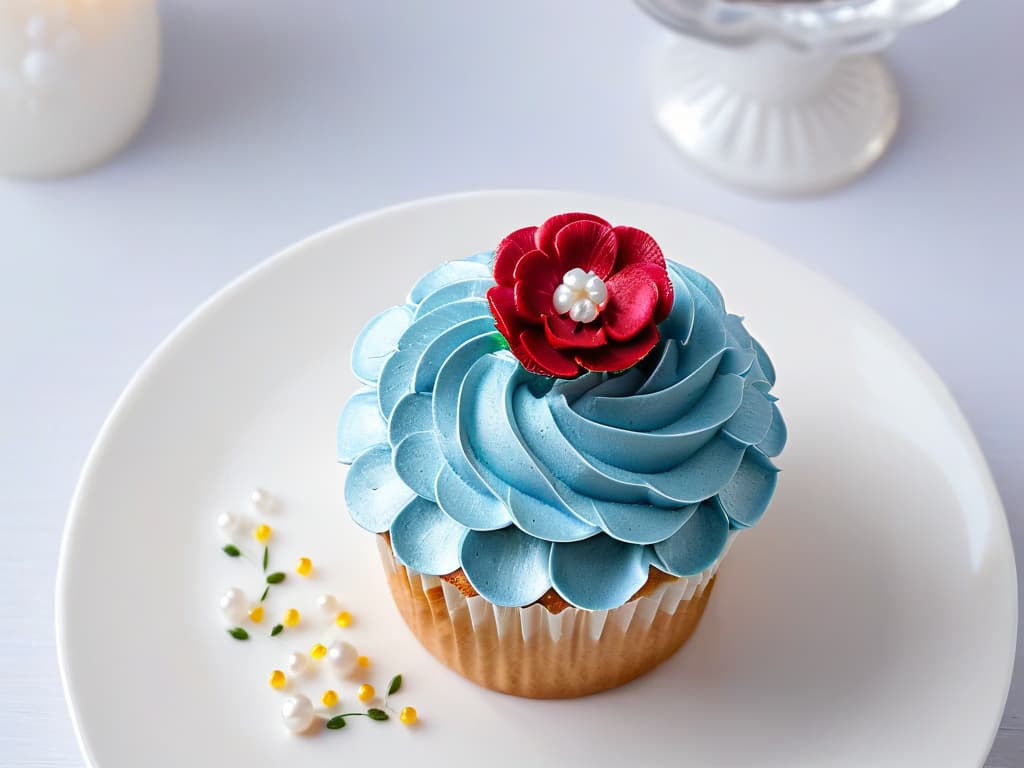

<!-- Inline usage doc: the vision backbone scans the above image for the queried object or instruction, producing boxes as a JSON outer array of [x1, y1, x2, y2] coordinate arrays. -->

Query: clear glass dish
[[635, 0, 960, 195]]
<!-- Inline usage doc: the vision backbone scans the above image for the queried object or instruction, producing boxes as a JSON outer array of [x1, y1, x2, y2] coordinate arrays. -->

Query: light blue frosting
[[338, 252, 786, 611]]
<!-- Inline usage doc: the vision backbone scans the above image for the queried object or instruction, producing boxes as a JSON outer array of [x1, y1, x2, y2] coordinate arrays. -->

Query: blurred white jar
[[0, 0, 159, 178]]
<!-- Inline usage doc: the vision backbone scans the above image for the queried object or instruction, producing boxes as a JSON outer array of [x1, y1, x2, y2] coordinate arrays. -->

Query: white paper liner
[[378, 531, 737, 649]]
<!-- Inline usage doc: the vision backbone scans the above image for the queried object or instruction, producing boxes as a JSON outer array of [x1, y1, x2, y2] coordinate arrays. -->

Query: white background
[[1, 1, 1020, 765]]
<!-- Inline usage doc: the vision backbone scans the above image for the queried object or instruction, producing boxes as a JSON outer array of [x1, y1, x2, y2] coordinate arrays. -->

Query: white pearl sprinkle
[[553, 269, 606, 323], [216, 511, 239, 538], [584, 274, 608, 306], [552, 284, 575, 314], [316, 594, 338, 614], [562, 267, 589, 291], [569, 298, 598, 324], [287, 651, 307, 676], [250, 488, 274, 513], [219, 587, 248, 625], [281, 694, 315, 734], [327, 640, 359, 677]]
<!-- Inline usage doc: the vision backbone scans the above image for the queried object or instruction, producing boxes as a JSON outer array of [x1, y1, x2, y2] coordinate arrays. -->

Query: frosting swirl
[[338, 253, 786, 610]]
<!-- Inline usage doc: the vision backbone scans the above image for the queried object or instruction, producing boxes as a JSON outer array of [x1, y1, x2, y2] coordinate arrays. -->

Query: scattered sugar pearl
[[310, 643, 327, 660], [216, 511, 239, 538], [356, 655, 370, 668], [287, 652, 307, 675], [281, 694, 314, 733], [283, 608, 300, 627], [357, 684, 374, 702], [399, 706, 418, 726], [250, 488, 274, 513], [321, 689, 339, 708], [296, 557, 313, 577], [316, 594, 337, 613], [335, 610, 352, 628], [327, 640, 358, 677], [248, 605, 264, 623], [219, 587, 248, 624], [254, 524, 272, 543], [269, 670, 287, 689]]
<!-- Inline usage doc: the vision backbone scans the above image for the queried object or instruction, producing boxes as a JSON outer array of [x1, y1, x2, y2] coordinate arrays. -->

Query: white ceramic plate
[[57, 191, 1016, 768]]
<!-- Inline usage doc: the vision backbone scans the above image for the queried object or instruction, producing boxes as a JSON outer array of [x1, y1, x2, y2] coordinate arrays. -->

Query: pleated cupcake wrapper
[[378, 532, 737, 698]]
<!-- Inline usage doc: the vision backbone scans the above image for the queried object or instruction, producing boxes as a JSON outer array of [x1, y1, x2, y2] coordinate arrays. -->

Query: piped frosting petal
[[435, 464, 511, 530], [716, 449, 779, 529], [392, 431, 444, 501], [409, 260, 492, 303], [653, 501, 730, 576], [461, 527, 553, 607], [344, 444, 415, 533], [390, 496, 467, 574], [550, 536, 649, 611], [351, 305, 412, 384], [337, 388, 387, 463]]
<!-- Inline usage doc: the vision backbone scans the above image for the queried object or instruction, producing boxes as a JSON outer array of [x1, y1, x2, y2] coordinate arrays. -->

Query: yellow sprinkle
[[321, 689, 339, 708], [356, 655, 370, 668], [357, 684, 374, 702], [283, 608, 300, 627], [310, 643, 327, 660], [399, 706, 418, 726], [269, 670, 286, 689], [296, 557, 313, 577], [254, 524, 272, 543], [248, 605, 264, 623], [335, 610, 353, 628]]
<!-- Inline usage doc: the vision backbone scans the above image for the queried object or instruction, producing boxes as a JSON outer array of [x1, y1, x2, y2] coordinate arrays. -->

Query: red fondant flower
[[487, 212, 674, 378]]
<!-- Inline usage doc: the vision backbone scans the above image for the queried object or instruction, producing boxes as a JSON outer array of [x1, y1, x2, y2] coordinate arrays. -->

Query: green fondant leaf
[[387, 674, 402, 696]]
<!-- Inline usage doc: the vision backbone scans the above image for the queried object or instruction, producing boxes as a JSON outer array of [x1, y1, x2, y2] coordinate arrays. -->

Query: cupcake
[[337, 212, 786, 699]]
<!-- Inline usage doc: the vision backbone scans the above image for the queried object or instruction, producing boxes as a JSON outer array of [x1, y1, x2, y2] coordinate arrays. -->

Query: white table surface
[[1, 1, 1020, 766]]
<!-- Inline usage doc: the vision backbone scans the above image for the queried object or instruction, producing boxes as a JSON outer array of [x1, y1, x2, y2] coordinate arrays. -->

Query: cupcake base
[[378, 537, 723, 699]]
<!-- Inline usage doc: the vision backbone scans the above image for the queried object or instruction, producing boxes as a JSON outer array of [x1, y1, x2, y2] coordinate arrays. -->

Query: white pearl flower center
[[552, 268, 608, 324]]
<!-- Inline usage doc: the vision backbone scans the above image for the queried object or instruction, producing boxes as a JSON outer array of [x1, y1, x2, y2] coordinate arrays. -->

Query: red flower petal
[[544, 314, 607, 350], [488, 285, 547, 374], [553, 220, 617, 278], [512, 249, 560, 321], [487, 286, 525, 341], [575, 324, 660, 373], [602, 264, 659, 342], [614, 226, 674, 321], [493, 226, 538, 287], [535, 212, 611, 258], [629, 261, 675, 323], [520, 329, 581, 378]]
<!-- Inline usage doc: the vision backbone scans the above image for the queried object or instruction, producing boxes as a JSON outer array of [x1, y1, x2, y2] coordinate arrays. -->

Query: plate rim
[[55, 188, 1018, 768]]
